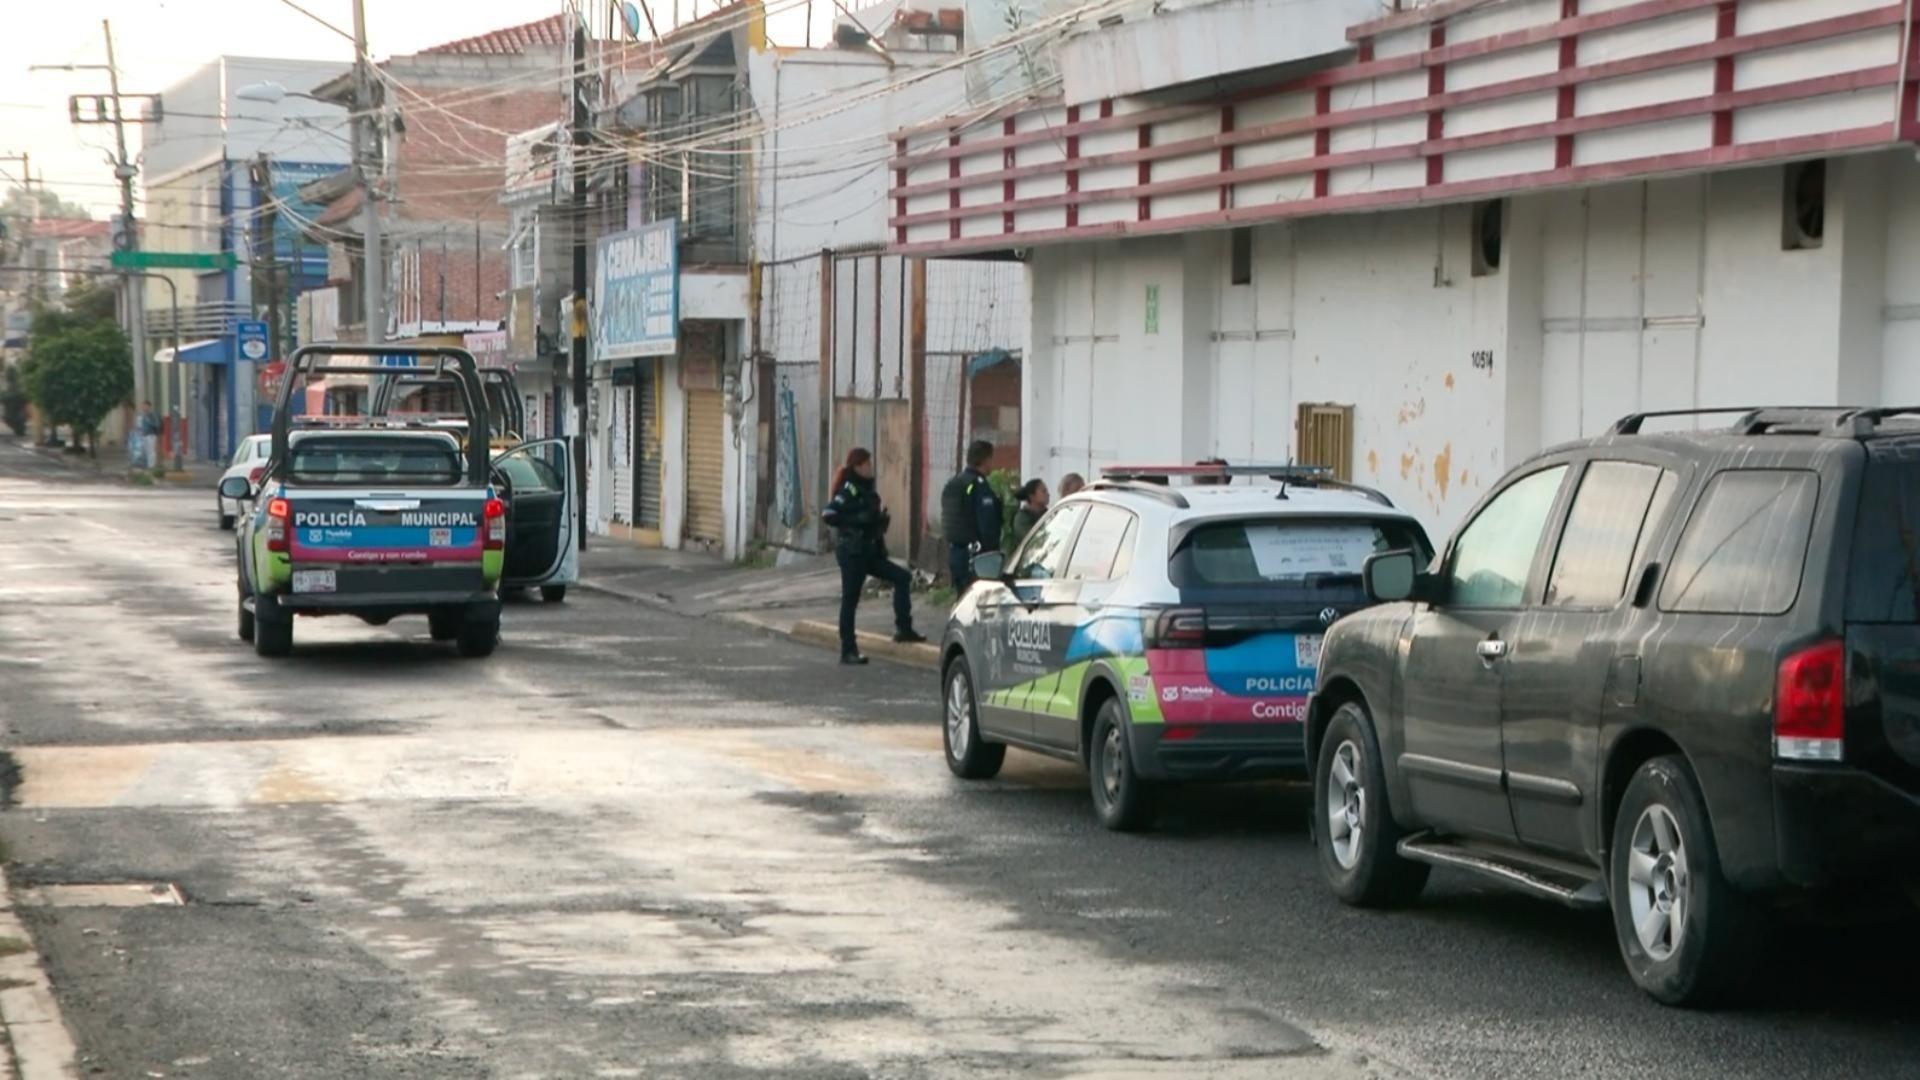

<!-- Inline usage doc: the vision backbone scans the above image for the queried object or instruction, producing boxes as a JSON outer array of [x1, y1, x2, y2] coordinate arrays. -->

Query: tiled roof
[[420, 14, 569, 56]]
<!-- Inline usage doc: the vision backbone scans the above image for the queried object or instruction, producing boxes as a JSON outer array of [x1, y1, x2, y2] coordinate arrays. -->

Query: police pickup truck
[[219, 345, 576, 658]]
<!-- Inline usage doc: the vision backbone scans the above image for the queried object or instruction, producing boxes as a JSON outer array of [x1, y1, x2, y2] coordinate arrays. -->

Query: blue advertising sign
[[593, 220, 677, 362], [235, 320, 271, 364]]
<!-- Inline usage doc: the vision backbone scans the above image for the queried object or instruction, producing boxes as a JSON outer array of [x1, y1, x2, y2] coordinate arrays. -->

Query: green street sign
[[111, 250, 236, 271]]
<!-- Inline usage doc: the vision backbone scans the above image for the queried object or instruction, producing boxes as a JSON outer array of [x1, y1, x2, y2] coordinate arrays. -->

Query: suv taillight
[[1149, 608, 1207, 648], [1775, 640, 1844, 762], [484, 497, 507, 550], [265, 497, 290, 553]]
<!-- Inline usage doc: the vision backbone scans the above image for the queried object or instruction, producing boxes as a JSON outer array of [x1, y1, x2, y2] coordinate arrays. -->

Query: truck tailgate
[[287, 494, 489, 594]]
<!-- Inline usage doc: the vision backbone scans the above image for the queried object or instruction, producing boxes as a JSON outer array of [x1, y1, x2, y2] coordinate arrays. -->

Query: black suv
[[1305, 407, 1920, 1007]]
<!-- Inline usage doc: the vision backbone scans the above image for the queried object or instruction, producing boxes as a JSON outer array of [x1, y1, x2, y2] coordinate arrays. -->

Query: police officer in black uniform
[[940, 439, 1004, 592], [822, 447, 924, 665]]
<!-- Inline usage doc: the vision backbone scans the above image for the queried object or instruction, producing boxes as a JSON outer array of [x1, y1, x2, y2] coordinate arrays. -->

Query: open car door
[[493, 437, 578, 593]]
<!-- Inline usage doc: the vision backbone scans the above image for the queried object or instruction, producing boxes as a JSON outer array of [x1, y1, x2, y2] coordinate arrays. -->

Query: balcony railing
[[143, 300, 248, 340]]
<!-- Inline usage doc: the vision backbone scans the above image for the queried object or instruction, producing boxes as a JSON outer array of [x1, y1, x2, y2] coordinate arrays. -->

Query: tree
[[1, 364, 28, 436], [29, 323, 132, 456], [2, 185, 92, 222]]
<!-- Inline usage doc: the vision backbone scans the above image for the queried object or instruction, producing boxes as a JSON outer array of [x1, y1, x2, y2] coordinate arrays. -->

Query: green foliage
[[31, 322, 132, 455], [2, 185, 91, 223], [1, 365, 27, 436], [987, 467, 1021, 551]]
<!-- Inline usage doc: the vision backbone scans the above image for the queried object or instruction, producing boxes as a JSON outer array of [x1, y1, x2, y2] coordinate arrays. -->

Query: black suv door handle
[[1476, 639, 1509, 663]]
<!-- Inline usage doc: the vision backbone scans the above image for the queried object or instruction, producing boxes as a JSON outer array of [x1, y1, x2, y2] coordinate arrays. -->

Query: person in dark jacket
[[1008, 478, 1049, 551], [939, 439, 1003, 592], [822, 447, 924, 665]]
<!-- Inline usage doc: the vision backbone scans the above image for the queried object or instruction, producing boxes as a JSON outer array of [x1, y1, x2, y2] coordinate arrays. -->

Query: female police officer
[[822, 448, 925, 665]]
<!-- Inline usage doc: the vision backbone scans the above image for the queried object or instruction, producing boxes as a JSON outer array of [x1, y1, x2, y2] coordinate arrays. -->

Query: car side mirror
[[971, 550, 1006, 582], [1363, 549, 1420, 603], [218, 476, 252, 500]]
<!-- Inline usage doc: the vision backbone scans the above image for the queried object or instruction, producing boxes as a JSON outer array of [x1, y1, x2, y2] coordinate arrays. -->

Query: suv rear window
[[287, 436, 463, 486], [1170, 517, 1431, 600], [1659, 469, 1818, 615], [1847, 445, 1920, 622]]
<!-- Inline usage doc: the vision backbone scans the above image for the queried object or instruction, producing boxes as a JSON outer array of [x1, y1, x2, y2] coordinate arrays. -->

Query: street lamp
[[233, 82, 323, 105]]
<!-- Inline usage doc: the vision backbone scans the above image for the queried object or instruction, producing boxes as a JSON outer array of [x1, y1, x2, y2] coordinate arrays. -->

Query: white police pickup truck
[[221, 345, 575, 658]]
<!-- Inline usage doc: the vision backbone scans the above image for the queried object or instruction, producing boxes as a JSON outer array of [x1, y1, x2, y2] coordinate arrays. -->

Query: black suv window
[[1659, 469, 1818, 615], [1546, 461, 1673, 608], [1847, 444, 1920, 622], [1448, 465, 1566, 608], [1012, 503, 1087, 580], [1065, 505, 1136, 582]]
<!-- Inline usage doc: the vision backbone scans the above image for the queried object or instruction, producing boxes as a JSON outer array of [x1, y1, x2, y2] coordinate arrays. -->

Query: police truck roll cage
[[1094, 463, 1395, 507], [269, 344, 491, 487]]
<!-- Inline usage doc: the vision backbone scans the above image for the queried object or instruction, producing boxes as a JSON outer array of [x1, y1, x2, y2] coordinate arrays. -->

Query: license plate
[[292, 570, 336, 594], [1295, 634, 1323, 670]]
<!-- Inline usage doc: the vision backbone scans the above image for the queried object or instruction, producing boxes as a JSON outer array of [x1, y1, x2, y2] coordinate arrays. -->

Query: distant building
[[140, 55, 350, 460]]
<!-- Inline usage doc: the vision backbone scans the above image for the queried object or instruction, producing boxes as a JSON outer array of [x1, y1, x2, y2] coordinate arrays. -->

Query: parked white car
[[216, 435, 272, 530]]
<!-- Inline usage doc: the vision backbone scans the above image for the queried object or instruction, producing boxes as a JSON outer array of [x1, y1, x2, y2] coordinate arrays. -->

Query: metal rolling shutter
[[685, 388, 725, 546], [637, 363, 662, 529], [611, 385, 635, 524]]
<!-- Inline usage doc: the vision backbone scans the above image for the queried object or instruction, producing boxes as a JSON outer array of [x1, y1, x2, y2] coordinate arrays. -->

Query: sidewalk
[[16, 437, 222, 489], [576, 541, 948, 669]]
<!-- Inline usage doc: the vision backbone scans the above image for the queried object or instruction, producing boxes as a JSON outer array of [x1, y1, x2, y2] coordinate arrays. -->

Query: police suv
[[221, 345, 575, 658], [939, 464, 1433, 830]]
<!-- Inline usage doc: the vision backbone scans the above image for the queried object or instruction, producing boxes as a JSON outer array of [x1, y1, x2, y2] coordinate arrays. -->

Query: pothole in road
[[16, 882, 186, 908]]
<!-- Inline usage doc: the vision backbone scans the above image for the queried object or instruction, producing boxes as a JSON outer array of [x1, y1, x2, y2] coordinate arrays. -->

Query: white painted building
[[893, 0, 1920, 535], [747, 1, 1028, 561]]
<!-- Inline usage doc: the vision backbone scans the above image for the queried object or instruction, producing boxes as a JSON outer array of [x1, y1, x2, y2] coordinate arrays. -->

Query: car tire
[[428, 610, 461, 642], [1314, 700, 1430, 907], [1609, 754, 1760, 1008], [236, 594, 255, 643], [1088, 696, 1154, 832], [456, 614, 500, 658], [253, 599, 292, 658], [943, 657, 1005, 780], [540, 584, 567, 604]]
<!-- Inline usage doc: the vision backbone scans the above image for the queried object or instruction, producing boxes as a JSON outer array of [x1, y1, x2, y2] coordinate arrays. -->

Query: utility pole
[[351, 0, 384, 346], [95, 23, 149, 418], [251, 154, 282, 365], [570, 15, 591, 551]]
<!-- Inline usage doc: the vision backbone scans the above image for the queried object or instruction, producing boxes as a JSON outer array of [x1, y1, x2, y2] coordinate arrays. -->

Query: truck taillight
[[484, 497, 507, 550], [266, 497, 290, 553], [1776, 640, 1844, 762], [1149, 608, 1207, 648]]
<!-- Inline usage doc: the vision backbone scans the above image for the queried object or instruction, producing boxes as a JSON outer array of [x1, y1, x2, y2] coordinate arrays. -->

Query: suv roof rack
[[1612, 405, 1920, 438], [1097, 463, 1396, 507]]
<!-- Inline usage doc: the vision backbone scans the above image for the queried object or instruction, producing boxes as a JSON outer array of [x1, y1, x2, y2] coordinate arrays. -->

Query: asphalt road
[[0, 440, 1915, 1080]]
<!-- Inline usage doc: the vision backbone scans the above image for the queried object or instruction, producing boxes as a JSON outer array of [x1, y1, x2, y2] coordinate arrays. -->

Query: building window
[[1783, 159, 1825, 251], [1230, 228, 1252, 286], [1296, 402, 1355, 481], [1471, 199, 1504, 277]]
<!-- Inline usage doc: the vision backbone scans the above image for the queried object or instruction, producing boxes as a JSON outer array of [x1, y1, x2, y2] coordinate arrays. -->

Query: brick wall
[[389, 65, 564, 328]]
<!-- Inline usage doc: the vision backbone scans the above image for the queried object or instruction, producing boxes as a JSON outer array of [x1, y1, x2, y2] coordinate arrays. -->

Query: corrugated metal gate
[[611, 384, 635, 524], [685, 389, 725, 546], [637, 362, 662, 530]]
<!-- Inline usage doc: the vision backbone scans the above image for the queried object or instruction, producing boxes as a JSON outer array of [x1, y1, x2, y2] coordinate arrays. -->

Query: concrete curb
[[0, 869, 79, 1080], [792, 620, 941, 670]]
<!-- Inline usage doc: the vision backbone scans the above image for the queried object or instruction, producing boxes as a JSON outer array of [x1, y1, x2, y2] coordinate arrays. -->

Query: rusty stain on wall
[[1397, 399, 1427, 426], [1433, 443, 1453, 500], [1444, 372, 1456, 390], [1367, 448, 1379, 476], [1399, 452, 1416, 481]]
